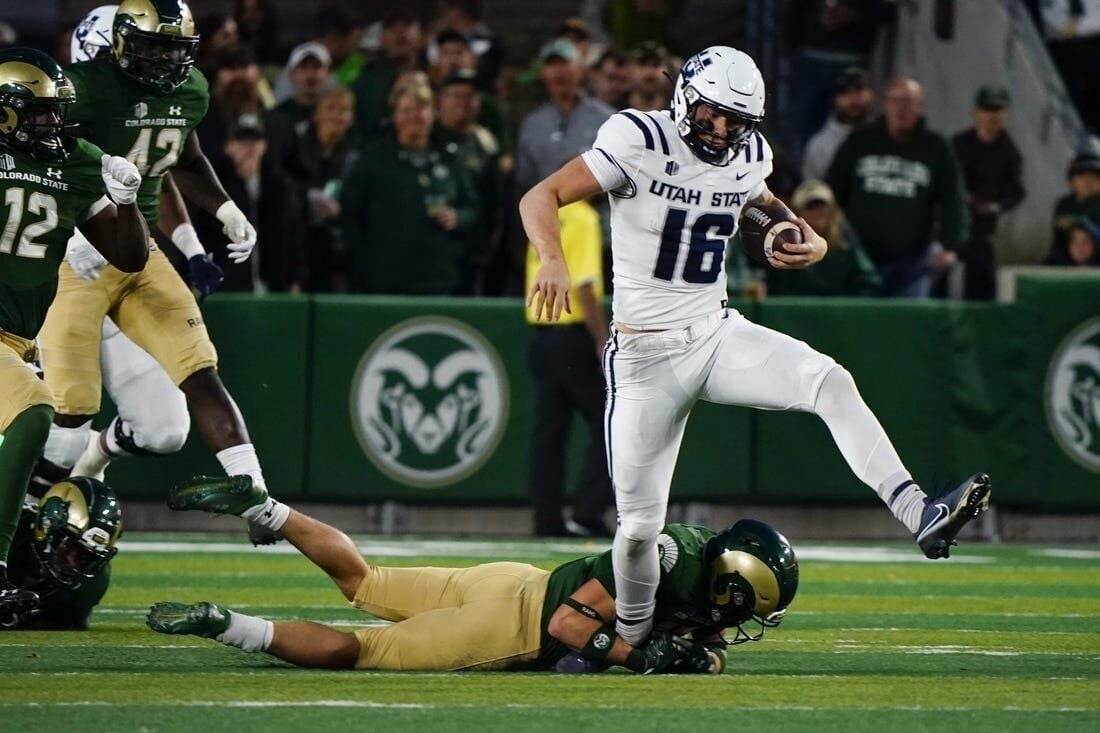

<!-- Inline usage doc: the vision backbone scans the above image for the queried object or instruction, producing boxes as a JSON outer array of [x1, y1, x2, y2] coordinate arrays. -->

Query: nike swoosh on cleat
[[916, 504, 950, 541]]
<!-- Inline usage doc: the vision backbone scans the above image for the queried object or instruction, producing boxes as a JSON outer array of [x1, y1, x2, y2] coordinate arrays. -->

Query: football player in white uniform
[[522, 46, 992, 645], [35, 5, 221, 486]]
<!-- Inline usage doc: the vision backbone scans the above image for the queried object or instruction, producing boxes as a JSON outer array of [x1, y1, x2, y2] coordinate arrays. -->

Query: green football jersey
[[64, 56, 209, 228], [0, 139, 108, 339], [538, 523, 715, 665]]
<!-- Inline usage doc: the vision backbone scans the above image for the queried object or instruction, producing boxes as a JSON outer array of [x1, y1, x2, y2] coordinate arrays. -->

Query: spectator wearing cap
[[429, 29, 512, 163], [1067, 218, 1100, 267], [1048, 152, 1100, 265], [435, 69, 501, 294], [299, 87, 357, 292], [272, 43, 333, 136], [802, 67, 875, 182], [440, 0, 504, 89], [588, 49, 631, 110], [196, 113, 306, 293], [827, 77, 968, 297], [765, 180, 881, 296], [625, 42, 674, 113], [515, 40, 614, 197], [351, 12, 423, 145], [952, 85, 1025, 300], [341, 83, 480, 295]]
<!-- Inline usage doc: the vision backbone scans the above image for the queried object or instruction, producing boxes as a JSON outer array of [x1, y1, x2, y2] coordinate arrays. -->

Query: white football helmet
[[71, 5, 119, 63], [670, 46, 765, 165]]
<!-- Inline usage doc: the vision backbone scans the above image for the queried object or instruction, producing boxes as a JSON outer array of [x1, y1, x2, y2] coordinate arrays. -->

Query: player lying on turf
[[522, 44, 992, 648], [1, 477, 120, 629], [147, 475, 798, 673]]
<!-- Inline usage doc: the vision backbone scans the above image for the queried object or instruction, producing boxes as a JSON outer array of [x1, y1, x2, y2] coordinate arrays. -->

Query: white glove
[[65, 230, 109, 281], [100, 154, 141, 206], [215, 200, 257, 263]]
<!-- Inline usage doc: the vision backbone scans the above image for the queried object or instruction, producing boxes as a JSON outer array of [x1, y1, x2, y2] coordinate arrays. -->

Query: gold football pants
[[0, 332, 53, 432], [38, 248, 218, 415], [351, 562, 550, 671]]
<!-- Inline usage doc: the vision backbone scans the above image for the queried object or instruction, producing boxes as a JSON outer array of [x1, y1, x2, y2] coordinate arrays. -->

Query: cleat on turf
[[168, 475, 266, 516], [146, 601, 230, 638], [914, 473, 992, 559], [0, 581, 40, 628]]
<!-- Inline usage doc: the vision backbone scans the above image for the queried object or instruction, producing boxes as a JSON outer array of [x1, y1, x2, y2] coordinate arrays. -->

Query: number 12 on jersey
[[652, 208, 735, 284]]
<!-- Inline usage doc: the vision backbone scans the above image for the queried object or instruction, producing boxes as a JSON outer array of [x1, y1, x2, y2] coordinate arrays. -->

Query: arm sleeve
[[579, 113, 648, 196]]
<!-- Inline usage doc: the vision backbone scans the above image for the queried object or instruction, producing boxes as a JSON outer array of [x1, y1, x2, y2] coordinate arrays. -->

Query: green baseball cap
[[975, 84, 1010, 110], [540, 39, 577, 63]]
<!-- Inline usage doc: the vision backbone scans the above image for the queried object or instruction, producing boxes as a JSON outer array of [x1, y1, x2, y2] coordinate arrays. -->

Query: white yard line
[[115, 539, 998, 564], [0, 701, 1092, 712]]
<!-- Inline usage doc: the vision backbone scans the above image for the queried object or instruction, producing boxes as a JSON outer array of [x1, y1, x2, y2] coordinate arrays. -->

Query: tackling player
[[0, 47, 148, 622], [1, 478, 121, 629], [36, 0, 289, 544], [33, 4, 223, 491], [148, 475, 798, 673], [522, 46, 992, 646]]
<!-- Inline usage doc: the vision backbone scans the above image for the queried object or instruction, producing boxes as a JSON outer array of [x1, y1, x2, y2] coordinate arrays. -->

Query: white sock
[[72, 430, 113, 479], [43, 423, 91, 469], [216, 444, 288, 531], [612, 531, 659, 644], [215, 611, 274, 653], [814, 367, 928, 532]]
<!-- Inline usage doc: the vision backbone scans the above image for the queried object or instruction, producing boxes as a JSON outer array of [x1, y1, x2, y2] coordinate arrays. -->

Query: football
[[738, 204, 804, 265]]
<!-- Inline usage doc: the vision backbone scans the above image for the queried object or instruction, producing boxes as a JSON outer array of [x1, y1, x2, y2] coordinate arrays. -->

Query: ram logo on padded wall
[[1046, 316, 1100, 474], [350, 316, 509, 488]]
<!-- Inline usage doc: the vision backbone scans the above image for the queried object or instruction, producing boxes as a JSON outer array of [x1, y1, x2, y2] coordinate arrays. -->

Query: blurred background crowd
[[5, 0, 1098, 302]]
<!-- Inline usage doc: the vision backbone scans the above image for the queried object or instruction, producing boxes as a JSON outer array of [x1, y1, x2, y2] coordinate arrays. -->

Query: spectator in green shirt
[[341, 82, 480, 295], [765, 180, 882, 297]]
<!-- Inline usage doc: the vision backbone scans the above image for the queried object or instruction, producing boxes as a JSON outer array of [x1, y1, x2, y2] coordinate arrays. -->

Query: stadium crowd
[[9, 0, 1095, 303]]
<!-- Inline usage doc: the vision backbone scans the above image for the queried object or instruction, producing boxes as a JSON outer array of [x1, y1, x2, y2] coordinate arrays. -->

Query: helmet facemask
[[680, 85, 759, 166], [32, 485, 121, 589], [705, 563, 789, 646], [116, 26, 198, 93], [0, 88, 75, 163]]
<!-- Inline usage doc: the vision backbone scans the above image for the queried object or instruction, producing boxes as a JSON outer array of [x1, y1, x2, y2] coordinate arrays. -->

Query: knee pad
[[813, 364, 857, 415], [115, 411, 190, 456], [42, 420, 92, 469], [615, 512, 665, 545]]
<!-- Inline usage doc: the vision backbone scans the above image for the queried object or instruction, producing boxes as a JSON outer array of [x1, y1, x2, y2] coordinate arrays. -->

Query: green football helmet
[[0, 47, 76, 162], [703, 518, 799, 644], [113, 0, 199, 93], [33, 478, 122, 588]]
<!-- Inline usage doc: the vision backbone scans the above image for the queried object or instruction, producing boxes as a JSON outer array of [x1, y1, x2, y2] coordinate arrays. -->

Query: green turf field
[[2, 536, 1099, 732]]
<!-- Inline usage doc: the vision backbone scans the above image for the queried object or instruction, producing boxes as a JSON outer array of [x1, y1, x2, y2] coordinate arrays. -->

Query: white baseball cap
[[287, 41, 331, 70]]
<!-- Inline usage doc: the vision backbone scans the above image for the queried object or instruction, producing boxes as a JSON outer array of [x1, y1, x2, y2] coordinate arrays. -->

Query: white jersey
[[582, 109, 773, 330]]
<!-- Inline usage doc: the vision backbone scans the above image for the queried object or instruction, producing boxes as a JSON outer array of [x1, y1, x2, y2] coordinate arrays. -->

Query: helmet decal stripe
[[619, 112, 655, 152]]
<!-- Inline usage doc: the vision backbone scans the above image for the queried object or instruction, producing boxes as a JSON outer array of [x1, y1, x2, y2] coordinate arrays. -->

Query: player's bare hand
[[527, 258, 572, 322], [769, 218, 827, 269], [431, 206, 459, 231]]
